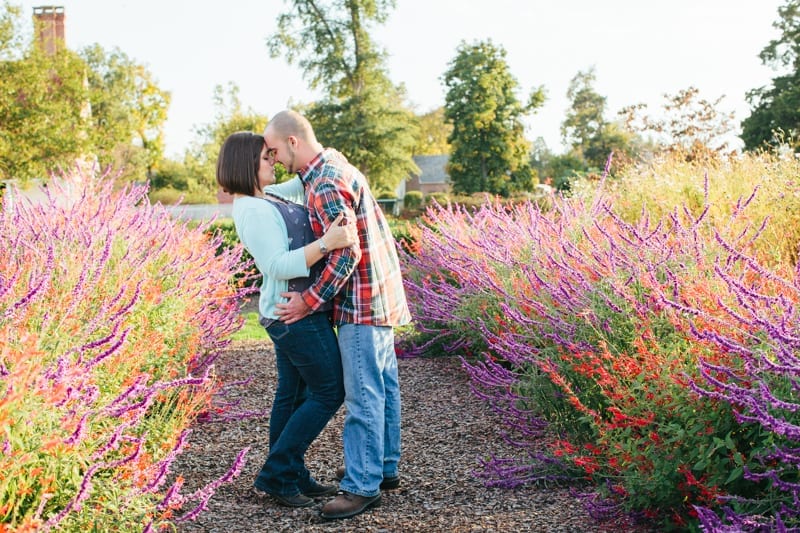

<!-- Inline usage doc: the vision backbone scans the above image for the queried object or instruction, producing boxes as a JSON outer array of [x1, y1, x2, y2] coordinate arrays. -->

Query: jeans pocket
[[266, 321, 290, 342]]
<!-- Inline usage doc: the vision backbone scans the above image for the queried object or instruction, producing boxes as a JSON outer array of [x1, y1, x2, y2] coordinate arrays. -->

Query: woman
[[216, 131, 356, 508]]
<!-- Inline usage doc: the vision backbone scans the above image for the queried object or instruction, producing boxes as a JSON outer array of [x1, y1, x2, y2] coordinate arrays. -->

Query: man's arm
[[301, 177, 362, 307], [274, 175, 362, 324]]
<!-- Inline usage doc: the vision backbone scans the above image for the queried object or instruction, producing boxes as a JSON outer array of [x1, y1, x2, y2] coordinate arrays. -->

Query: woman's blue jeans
[[254, 312, 344, 496]]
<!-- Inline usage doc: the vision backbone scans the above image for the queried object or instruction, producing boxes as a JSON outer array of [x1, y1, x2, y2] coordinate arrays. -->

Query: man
[[263, 110, 411, 519]]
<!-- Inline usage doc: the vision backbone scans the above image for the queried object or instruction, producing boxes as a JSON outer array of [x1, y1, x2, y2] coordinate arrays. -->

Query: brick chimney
[[32, 6, 65, 56]]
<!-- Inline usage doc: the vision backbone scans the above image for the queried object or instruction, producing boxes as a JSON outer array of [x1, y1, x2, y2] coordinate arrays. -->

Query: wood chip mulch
[[171, 339, 653, 533]]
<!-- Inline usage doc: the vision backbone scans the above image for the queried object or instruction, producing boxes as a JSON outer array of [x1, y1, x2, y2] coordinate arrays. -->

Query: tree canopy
[[741, 0, 800, 151], [560, 67, 640, 173], [620, 86, 735, 160], [179, 83, 269, 197], [268, 0, 417, 192], [442, 39, 543, 196], [412, 107, 452, 156], [0, 45, 91, 182], [80, 44, 171, 181], [0, 3, 169, 184]]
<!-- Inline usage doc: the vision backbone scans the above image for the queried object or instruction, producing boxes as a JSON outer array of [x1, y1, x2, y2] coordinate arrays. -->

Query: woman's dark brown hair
[[216, 131, 264, 196]]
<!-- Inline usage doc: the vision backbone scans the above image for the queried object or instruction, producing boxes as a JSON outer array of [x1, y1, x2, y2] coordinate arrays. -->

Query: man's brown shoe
[[334, 466, 401, 490], [320, 491, 381, 519]]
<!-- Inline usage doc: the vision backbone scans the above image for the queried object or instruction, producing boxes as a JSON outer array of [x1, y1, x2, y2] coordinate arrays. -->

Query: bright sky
[[15, 0, 788, 158]]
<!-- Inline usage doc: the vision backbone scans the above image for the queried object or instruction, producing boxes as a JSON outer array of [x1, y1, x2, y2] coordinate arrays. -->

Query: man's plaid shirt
[[298, 148, 411, 327]]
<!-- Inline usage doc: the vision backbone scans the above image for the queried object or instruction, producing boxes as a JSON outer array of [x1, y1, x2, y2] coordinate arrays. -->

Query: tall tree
[[80, 44, 171, 182], [0, 1, 22, 59], [561, 67, 640, 172], [741, 0, 800, 151], [0, 3, 170, 184], [303, 88, 418, 193], [561, 68, 606, 153], [442, 40, 544, 196], [268, 0, 417, 191], [0, 46, 90, 182]]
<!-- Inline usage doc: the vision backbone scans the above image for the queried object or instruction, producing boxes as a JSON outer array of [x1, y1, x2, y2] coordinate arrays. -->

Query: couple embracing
[[216, 109, 410, 520]]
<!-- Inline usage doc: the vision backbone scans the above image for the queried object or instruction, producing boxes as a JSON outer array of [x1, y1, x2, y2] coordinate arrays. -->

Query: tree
[[267, 0, 417, 192], [0, 3, 170, 184], [0, 1, 23, 60], [620, 86, 735, 160], [303, 88, 418, 193], [442, 40, 544, 196], [412, 107, 452, 156], [80, 44, 171, 182], [741, 0, 800, 151], [0, 46, 91, 182], [561, 68, 606, 153], [181, 83, 269, 198], [560, 67, 640, 173]]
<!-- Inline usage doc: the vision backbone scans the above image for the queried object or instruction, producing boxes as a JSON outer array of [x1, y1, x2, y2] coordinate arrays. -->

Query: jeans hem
[[338, 484, 380, 498]]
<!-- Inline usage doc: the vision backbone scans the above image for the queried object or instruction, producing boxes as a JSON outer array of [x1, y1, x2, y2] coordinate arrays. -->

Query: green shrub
[[148, 187, 215, 205], [403, 191, 423, 210], [426, 191, 450, 206], [376, 189, 398, 200], [205, 220, 259, 287]]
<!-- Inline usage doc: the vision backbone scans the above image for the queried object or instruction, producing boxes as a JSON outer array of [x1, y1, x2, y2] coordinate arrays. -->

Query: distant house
[[406, 155, 450, 195]]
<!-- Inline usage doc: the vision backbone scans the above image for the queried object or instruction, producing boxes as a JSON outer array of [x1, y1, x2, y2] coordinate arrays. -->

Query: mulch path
[[171, 338, 651, 532]]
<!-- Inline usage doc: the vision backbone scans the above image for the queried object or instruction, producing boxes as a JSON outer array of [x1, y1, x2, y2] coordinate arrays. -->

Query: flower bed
[[0, 169, 252, 531], [400, 165, 800, 530]]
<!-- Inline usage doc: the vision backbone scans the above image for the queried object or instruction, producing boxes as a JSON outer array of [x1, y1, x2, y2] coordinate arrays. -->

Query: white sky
[[14, 0, 788, 158]]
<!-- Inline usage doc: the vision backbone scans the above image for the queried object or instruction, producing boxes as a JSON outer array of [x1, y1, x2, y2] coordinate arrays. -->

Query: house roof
[[412, 155, 449, 184]]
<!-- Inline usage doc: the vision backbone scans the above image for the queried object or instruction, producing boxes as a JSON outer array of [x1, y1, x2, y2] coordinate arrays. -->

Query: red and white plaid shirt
[[298, 149, 411, 327]]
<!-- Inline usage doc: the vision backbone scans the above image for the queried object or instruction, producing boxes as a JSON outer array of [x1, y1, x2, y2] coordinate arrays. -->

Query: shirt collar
[[297, 150, 327, 184]]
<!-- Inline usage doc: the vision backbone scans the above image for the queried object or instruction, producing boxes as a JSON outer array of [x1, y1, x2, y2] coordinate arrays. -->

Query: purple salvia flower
[[176, 447, 249, 523], [64, 412, 90, 445], [139, 429, 191, 494], [107, 280, 144, 323], [85, 328, 130, 370], [3, 269, 50, 320], [157, 478, 185, 512], [91, 420, 134, 460], [43, 462, 102, 529], [105, 374, 149, 412]]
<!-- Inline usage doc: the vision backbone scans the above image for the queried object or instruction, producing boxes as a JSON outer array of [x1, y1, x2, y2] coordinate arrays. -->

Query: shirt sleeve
[[301, 176, 362, 310], [262, 176, 304, 204], [237, 203, 309, 281]]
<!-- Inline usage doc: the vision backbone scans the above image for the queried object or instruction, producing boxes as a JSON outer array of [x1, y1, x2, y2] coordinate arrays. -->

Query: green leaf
[[725, 466, 744, 485]]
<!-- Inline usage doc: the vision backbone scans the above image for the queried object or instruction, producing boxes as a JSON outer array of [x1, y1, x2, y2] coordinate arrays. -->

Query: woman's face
[[257, 144, 276, 191]]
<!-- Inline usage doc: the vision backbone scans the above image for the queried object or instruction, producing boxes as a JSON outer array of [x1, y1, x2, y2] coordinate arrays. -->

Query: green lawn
[[230, 311, 268, 341]]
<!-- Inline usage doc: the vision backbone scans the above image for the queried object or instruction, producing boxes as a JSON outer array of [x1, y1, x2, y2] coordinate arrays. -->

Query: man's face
[[264, 128, 295, 173]]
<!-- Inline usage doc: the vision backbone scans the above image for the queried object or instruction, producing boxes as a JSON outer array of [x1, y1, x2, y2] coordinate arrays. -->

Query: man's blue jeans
[[337, 323, 401, 497], [254, 312, 344, 496]]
